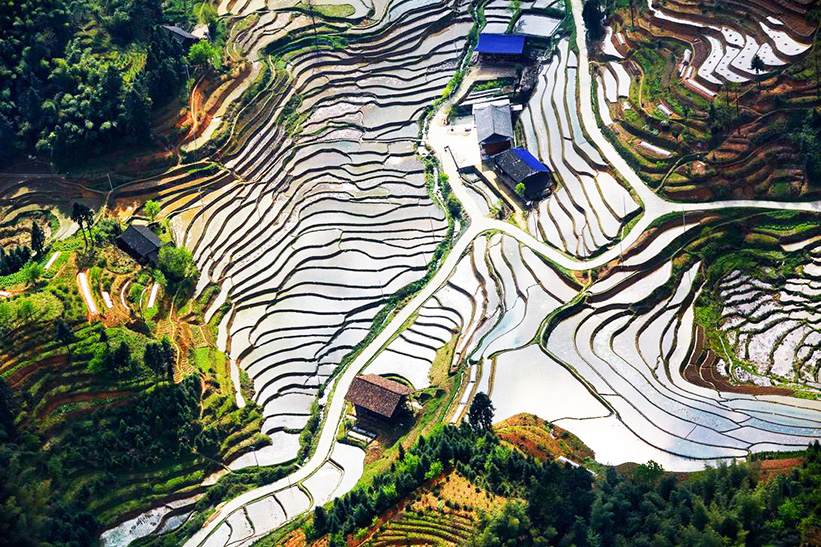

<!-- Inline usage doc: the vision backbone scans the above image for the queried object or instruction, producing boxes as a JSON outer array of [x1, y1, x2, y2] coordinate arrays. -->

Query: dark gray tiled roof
[[475, 103, 514, 144], [162, 25, 197, 41], [494, 147, 549, 183], [119, 225, 163, 259]]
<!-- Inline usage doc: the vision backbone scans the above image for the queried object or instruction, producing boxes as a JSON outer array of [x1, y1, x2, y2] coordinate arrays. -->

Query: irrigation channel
[[103, 0, 821, 545]]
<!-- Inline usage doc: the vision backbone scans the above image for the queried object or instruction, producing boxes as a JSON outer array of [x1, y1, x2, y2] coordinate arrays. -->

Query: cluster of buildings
[[471, 34, 553, 205]]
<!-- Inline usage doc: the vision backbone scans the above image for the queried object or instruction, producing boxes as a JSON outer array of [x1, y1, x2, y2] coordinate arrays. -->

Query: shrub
[[158, 245, 195, 281], [129, 282, 145, 303]]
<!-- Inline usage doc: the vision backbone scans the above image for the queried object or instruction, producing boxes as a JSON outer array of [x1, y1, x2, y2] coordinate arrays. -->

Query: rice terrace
[[2, 0, 821, 545]]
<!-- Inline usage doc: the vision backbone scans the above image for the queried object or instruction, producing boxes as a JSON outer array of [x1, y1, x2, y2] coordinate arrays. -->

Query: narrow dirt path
[[186, 75, 208, 141], [38, 390, 132, 418]]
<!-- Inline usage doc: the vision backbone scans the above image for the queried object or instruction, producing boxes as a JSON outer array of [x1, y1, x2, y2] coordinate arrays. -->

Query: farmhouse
[[474, 102, 514, 157], [345, 374, 413, 421], [493, 147, 553, 201], [161, 25, 200, 46], [476, 33, 526, 64], [118, 224, 164, 265]]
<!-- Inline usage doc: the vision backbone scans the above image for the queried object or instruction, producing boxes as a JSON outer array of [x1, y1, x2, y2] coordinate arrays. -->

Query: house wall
[[478, 53, 523, 64], [481, 139, 511, 157]]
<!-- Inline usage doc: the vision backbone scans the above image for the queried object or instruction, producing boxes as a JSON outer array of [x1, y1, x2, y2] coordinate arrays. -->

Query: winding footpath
[[180, 1, 821, 545]]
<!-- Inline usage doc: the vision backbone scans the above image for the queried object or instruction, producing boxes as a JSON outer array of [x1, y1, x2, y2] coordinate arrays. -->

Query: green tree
[[582, 0, 604, 43], [161, 337, 175, 382], [158, 245, 195, 281], [143, 340, 164, 382], [144, 200, 161, 223], [17, 298, 35, 324], [0, 376, 16, 440], [468, 392, 495, 431], [0, 302, 13, 332], [515, 182, 526, 197], [56, 318, 75, 359], [188, 40, 219, 71], [751, 54, 765, 93], [71, 202, 91, 249], [121, 81, 152, 140], [22, 261, 43, 287], [313, 506, 328, 536], [474, 502, 533, 546], [110, 340, 134, 374], [144, 337, 175, 383], [425, 460, 443, 480], [692, 498, 709, 531], [633, 460, 664, 486], [30, 222, 45, 256]]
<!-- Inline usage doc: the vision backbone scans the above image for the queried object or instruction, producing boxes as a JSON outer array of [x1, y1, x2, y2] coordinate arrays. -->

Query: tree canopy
[[144, 337, 176, 382], [0, 0, 193, 164], [144, 200, 161, 223], [468, 391, 495, 431], [30, 222, 46, 256], [158, 245, 195, 281]]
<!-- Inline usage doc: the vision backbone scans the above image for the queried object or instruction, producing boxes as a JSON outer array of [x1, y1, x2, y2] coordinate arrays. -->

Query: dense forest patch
[[294, 415, 821, 547], [0, 0, 195, 164]]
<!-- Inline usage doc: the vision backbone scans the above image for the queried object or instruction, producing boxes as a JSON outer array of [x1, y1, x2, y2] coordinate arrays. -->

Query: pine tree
[[751, 54, 765, 93], [0, 376, 17, 440], [143, 342, 164, 383], [313, 506, 328, 535], [30, 221, 45, 256], [468, 392, 495, 431], [112, 341, 133, 374], [56, 318, 75, 360], [161, 337, 175, 382], [121, 80, 152, 140], [71, 202, 94, 249]]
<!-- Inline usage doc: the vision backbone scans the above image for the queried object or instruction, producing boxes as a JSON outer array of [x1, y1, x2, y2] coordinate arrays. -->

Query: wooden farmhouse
[[117, 225, 164, 265], [474, 102, 514, 157], [493, 147, 553, 201], [345, 374, 413, 421], [161, 25, 200, 47], [475, 33, 526, 64]]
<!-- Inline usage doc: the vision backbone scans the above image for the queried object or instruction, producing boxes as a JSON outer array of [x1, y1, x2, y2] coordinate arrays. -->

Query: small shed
[[474, 102, 514, 157], [476, 33, 526, 63], [161, 25, 199, 46], [345, 374, 413, 421], [118, 225, 164, 265], [493, 147, 553, 201]]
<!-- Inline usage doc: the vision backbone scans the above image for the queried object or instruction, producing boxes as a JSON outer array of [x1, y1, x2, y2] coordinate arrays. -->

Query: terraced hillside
[[687, 212, 821, 390], [595, 0, 820, 200], [368, 510, 475, 547], [367, 232, 581, 422], [97, 1, 478, 545], [74, 0, 821, 544], [131, 0, 474, 472], [157, 2, 821, 545], [521, 37, 641, 258]]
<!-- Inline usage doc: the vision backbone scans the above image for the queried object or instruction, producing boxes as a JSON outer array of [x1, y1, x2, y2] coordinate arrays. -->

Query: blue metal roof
[[476, 33, 526, 55], [512, 148, 549, 172]]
